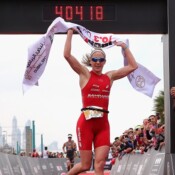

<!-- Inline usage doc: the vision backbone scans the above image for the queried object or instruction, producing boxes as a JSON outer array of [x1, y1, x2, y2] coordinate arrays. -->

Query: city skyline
[[0, 116, 59, 153]]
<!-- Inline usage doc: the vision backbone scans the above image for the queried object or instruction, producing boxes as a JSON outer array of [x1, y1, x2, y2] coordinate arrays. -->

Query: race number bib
[[83, 106, 104, 120]]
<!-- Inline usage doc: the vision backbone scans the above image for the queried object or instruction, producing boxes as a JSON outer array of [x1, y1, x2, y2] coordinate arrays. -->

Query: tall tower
[[16, 128, 21, 154], [25, 126, 32, 156], [22, 120, 31, 150], [11, 116, 21, 153]]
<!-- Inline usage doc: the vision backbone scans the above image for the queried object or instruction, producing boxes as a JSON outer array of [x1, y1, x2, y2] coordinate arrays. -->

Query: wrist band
[[122, 45, 128, 51]]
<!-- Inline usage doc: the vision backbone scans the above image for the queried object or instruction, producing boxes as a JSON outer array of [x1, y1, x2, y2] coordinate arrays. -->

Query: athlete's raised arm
[[63, 29, 89, 76], [106, 41, 138, 83]]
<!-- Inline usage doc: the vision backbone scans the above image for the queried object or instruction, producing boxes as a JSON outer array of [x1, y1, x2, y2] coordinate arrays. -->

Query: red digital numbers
[[55, 6, 104, 21], [96, 6, 103, 20], [76, 6, 83, 20]]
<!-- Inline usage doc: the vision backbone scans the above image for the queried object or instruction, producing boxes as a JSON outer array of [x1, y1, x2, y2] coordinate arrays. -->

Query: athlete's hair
[[81, 48, 106, 67]]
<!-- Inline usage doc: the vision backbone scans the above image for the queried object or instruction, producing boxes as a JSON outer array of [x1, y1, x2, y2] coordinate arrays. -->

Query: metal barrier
[[111, 146, 166, 175], [0, 153, 80, 175], [0, 147, 167, 175]]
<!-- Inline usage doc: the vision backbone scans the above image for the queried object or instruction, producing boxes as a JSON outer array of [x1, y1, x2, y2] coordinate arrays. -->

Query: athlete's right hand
[[67, 28, 77, 34]]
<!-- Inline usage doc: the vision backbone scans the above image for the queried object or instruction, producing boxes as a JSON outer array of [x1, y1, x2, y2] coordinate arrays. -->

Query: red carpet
[[61, 170, 110, 175], [79, 171, 110, 175]]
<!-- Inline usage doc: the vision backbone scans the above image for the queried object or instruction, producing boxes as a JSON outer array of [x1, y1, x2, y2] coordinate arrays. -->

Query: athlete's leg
[[67, 150, 92, 175], [94, 146, 110, 175], [66, 158, 71, 171], [70, 158, 74, 169]]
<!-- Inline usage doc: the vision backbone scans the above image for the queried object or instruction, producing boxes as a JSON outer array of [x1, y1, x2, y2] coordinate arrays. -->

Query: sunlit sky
[[0, 34, 163, 150]]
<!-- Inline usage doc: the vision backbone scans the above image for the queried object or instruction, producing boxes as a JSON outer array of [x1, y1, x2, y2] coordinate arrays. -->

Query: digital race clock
[[0, 1, 167, 34], [43, 4, 116, 21]]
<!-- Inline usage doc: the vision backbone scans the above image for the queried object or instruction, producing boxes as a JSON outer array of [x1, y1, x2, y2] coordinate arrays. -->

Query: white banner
[[123, 41, 160, 97], [22, 17, 160, 97]]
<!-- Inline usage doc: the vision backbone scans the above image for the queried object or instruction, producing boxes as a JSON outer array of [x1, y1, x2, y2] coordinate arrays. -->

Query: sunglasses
[[91, 58, 106, 62]]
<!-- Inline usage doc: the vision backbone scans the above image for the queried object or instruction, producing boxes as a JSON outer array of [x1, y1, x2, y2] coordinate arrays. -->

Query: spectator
[[57, 152, 64, 158], [20, 151, 26, 156], [170, 87, 175, 111], [170, 87, 175, 97], [148, 115, 159, 147], [111, 137, 121, 158], [43, 146, 49, 159], [31, 149, 39, 158], [117, 133, 134, 160], [155, 124, 165, 151], [142, 118, 153, 142], [134, 125, 151, 153]]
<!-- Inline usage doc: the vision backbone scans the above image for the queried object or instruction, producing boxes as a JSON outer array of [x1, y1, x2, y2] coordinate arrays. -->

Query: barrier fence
[[110, 146, 166, 175], [0, 146, 168, 175], [0, 153, 81, 175]]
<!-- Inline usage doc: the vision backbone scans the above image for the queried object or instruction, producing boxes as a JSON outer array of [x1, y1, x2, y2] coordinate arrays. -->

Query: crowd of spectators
[[108, 87, 173, 165], [21, 149, 80, 159], [25, 150, 69, 158], [110, 113, 165, 163]]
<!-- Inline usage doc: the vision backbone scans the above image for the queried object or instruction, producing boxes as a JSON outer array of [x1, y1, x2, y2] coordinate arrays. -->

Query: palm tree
[[153, 90, 164, 124]]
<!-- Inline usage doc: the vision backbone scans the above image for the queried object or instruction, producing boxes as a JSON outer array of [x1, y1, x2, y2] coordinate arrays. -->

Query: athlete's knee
[[81, 162, 92, 171], [94, 159, 105, 171], [72, 162, 91, 173]]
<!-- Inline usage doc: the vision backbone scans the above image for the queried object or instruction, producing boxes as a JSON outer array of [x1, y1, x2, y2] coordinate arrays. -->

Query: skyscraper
[[25, 126, 32, 156], [11, 116, 21, 153], [22, 120, 31, 150]]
